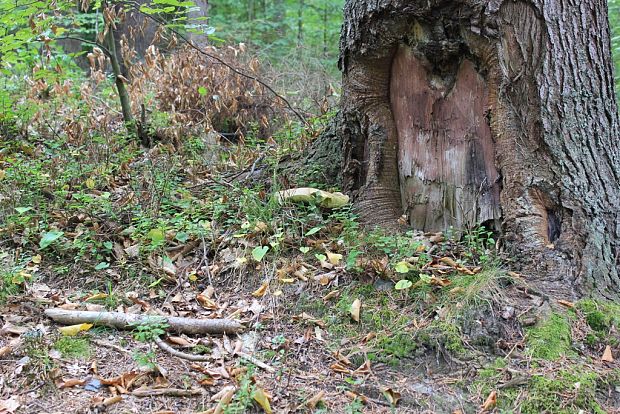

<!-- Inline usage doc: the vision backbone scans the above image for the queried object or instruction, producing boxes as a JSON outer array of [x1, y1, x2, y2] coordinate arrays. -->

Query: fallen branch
[[131, 387, 203, 397], [44, 308, 244, 335], [154, 336, 210, 361]]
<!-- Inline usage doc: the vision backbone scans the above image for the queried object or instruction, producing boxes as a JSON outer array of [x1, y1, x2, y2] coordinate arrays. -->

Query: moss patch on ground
[[526, 313, 573, 360]]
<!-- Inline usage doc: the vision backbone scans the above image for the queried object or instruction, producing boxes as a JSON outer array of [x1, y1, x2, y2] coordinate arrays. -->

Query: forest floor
[[1, 118, 620, 414]]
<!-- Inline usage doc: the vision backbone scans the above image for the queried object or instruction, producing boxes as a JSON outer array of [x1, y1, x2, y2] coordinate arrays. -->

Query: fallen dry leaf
[[353, 360, 371, 376], [323, 290, 340, 301], [381, 387, 401, 406], [58, 323, 93, 336], [481, 390, 497, 411], [344, 390, 368, 404], [167, 336, 191, 347], [56, 378, 86, 388], [326, 251, 343, 265], [197, 291, 218, 310], [557, 299, 575, 308], [332, 351, 352, 365], [213, 386, 236, 414], [330, 362, 351, 374], [602, 345, 614, 362], [350, 298, 361, 322], [0, 396, 20, 414], [252, 387, 272, 413], [252, 282, 268, 298], [302, 390, 325, 409]]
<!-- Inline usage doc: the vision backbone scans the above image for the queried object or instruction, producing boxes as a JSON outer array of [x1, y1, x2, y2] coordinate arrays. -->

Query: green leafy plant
[[131, 319, 169, 342]]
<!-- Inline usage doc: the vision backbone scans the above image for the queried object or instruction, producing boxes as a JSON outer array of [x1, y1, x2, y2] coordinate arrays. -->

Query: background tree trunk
[[339, 0, 620, 299]]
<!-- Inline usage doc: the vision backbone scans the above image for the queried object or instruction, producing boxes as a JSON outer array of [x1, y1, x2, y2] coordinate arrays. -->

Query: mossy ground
[[473, 300, 620, 413]]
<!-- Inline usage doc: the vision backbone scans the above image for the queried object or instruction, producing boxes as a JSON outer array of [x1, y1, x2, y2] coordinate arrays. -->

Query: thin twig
[[237, 351, 276, 373], [92, 338, 133, 355], [154, 336, 210, 362], [131, 387, 204, 397]]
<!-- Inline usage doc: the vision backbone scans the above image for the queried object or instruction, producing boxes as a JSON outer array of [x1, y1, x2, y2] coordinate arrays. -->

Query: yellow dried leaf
[[602, 345, 614, 362], [0, 170, 5, 180], [31, 255, 42, 264], [85, 178, 96, 189], [59, 323, 93, 336], [252, 387, 272, 413], [252, 282, 268, 298], [350, 299, 361, 322], [84, 293, 108, 302], [326, 252, 343, 265]]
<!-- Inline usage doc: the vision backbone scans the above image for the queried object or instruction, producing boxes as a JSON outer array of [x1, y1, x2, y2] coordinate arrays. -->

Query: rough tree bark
[[338, 0, 620, 299]]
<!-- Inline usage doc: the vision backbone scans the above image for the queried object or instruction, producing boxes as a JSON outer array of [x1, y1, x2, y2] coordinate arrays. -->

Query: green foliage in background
[[208, 0, 344, 71]]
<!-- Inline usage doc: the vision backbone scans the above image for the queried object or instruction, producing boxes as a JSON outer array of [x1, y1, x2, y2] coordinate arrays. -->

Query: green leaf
[[393, 261, 410, 274], [252, 246, 269, 262], [305, 226, 321, 236], [175, 231, 189, 243], [395, 279, 413, 290], [315, 253, 327, 262], [147, 228, 165, 245], [15, 207, 33, 214], [197, 86, 207, 96], [39, 231, 64, 249], [419, 273, 432, 283], [103, 241, 113, 250], [95, 262, 110, 270], [299, 246, 310, 254]]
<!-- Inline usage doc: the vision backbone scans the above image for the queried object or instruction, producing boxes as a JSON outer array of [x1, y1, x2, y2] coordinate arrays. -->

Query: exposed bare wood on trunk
[[391, 48, 500, 231], [338, 0, 620, 299]]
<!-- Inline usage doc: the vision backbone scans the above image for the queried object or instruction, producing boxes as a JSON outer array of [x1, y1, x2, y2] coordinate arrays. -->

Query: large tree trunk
[[339, 0, 620, 299]]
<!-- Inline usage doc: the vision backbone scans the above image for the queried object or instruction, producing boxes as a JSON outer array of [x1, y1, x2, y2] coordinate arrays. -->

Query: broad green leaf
[[394, 261, 410, 274], [39, 231, 64, 249], [395, 279, 413, 290], [148, 228, 165, 245], [314, 253, 327, 262], [15, 207, 33, 214], [252, 246, 269, 262], [299, 246, 310, 254], [95, 262, 109, 270], [197, 86, 207, 96], [175, 231, 189, 243]]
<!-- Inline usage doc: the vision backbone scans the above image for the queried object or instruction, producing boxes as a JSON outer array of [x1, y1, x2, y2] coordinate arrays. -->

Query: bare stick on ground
[[44, 308, 244, 335]]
